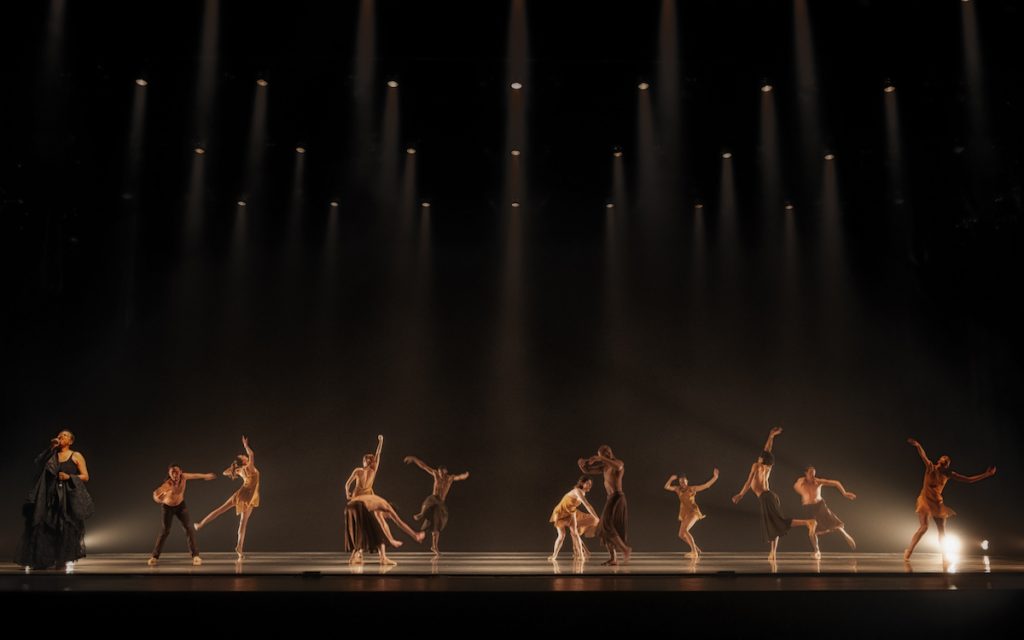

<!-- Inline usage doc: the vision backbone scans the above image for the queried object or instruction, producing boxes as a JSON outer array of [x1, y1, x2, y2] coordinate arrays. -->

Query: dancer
[[344, 435, 424, 566], [793, 466, 857, 557], [578, 445, 631, 565], [549, 476, 601, 561], [15, 430, 92, 570], [904, 438, 996, 561], [731, 427, 817, 562], [664, 467, 719, 559], [403, 455, 469, 557], [148, 464, 216, 566], [195, 436, 260, 560]]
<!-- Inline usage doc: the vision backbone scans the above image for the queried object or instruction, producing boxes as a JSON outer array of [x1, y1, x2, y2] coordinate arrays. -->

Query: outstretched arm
[[820, 478, 856, 500], [907, 438, 931, 466], [183, 472, 217, 481], [694, 468, 720, 492], [453, 471, 470, 481], [763, 427, 783, 453], [403, 455, 435, 475], [664, 475, 679, 492], [580, 494, 599, 518], [952, 466, 996, 483], [732, 464, 757, 504], [242, 435, 255, 466]]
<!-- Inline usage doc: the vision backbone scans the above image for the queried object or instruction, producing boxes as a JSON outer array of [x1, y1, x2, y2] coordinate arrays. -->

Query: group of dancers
[[14, 427, 996, 570]]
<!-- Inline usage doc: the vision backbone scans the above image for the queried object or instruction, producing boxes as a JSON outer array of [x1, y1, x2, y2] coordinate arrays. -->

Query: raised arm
[[951, 466, 996, 484], [595, 454, 624, 470], [820, 478, 856, 500], [763, 427, 783, 453], [183, 472, 217, 481], [732, 464, 757, 504], [403, 455, 435, 475], [578, 457, 604, 475], [664, 475, 679, 492], [373, 435, 384, 470], [453, 471, 470, 481], [242, 435, 255, 466], [694, 468, 720, 492], [907, 438, 931, 466]]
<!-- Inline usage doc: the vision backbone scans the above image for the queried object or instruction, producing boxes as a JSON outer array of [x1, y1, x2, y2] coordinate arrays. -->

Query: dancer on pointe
[[664, 467, 719, 559], [732, 427, 817, 562], [149, 464, 215, 566], [548, 476, 601, 561], [195, 436, 260, 560], [904, 438, 996, 561], [344, 435, 424, 566], [403, 455, 469, 557], [793, 466, 857, 558], [579, 445, 631, 565]]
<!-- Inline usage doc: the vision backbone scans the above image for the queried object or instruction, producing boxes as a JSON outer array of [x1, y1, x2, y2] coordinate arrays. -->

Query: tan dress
[[676, 486, 705, 523], [915, 462, 955, 518], [550, 489, 599, 537], [232, 466, 261, 514]]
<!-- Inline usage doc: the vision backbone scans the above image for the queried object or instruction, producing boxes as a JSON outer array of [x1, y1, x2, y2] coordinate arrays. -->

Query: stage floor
[[3, 551, 1022, 582]]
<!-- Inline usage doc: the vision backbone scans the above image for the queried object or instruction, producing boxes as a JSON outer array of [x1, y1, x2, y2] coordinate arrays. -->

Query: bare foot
[[415, 532, 426, 543], [547, 555, 558, 562], [389, 539, 404, 548], [601, 558, 618, 566], [622, 546, 632, 563], [903, 549, 912, 561], [147, 557, 158, 566], [192, 556, 203, 566], [348, 551, 364, 565], [380, 555, 397, 567]]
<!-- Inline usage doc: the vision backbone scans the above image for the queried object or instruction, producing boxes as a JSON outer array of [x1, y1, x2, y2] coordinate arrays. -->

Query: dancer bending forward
[[549, 476, 601, 561]]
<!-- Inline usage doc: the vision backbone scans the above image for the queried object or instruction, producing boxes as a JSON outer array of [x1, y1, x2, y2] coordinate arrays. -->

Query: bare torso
[[751, 463, 772, 496], [156, 476, 188, 507], [603, 462, 624, 495], [353, 466, 377, 495], [432, 472, 456, 500], [794, 477, 822, 505]]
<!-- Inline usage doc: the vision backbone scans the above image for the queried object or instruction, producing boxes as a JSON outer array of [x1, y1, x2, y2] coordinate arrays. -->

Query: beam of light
[[759, 82, 783, 233], [960, 0, 997, 214], [378, 79, 400, 207], [718, 148, 739, 297], [942, 534, 963, 561], [35, 0, 68, 156], [793, 0, 824, 191], [399, 145, 418, 245], [192, 0, 220, 147], [657, 0, 681, 175], [184, 149, 207, 254], [241, 80, 269, 208], [121, 80, 148, 327], [636, 80, 660, 219], [883, 82, 913, 260], [351, 0, 377, 182], [283, 148, 305, 272]]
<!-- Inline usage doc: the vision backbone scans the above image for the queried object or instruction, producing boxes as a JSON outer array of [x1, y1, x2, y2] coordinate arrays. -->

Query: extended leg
[[904, 512, 929, 560]]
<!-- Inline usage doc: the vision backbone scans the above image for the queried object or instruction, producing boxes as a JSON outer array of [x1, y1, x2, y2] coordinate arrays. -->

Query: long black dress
[[15, 450, 87, 569]]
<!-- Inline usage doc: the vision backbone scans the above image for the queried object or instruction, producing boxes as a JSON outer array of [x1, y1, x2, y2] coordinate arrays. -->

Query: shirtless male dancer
[[403, 455, 469, 556], [149, 464, 216, 566], [732, 427, 817, 562], [793, 466, 857, 558], [579, 445, 631, 565]]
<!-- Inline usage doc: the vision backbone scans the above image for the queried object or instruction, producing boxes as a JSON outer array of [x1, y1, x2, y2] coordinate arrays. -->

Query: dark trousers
[[152, 502, 199, 558]]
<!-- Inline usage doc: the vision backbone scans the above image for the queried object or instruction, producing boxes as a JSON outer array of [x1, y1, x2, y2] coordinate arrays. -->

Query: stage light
[[135, 78, 148, 87], [256, 78, 268, 87], [612, 148, 623, 158], [981, 540, 989, 551], [421, 201, 431, 208], [329, 201, 339, 208], [784, 202, 795, 211], [295, 147, 306, 154], [824, 153, 835, 161], [761, 83, 773, 93], [511, 201, 520, 208], [237, 200, 247, 207], [695, 202, 704, 210], [884, 84, 896, 94], [638, 82, 650, 91], [194, 147, 206, 156], [387, 80, 399, 88], [943, 534, 963, 558], [510, 82, 523, 90], [606, 203, 615, 209], [510, 149, 521, 156], [722, 152, 732, 159], [406, 147, 416, 155]]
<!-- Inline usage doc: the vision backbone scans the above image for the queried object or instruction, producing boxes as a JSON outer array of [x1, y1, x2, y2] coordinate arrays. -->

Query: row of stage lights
[[130, 76, 883, 211]]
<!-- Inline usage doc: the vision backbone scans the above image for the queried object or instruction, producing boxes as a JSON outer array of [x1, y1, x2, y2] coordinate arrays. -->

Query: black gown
[[15, 450, 87, 569]]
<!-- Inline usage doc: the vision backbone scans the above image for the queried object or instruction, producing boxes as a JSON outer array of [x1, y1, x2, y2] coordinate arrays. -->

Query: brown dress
[[550, 489, 599, 537], [232, 466, 261, 514], [915, 462, 955, 518], [675, 486, 705, 523]]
